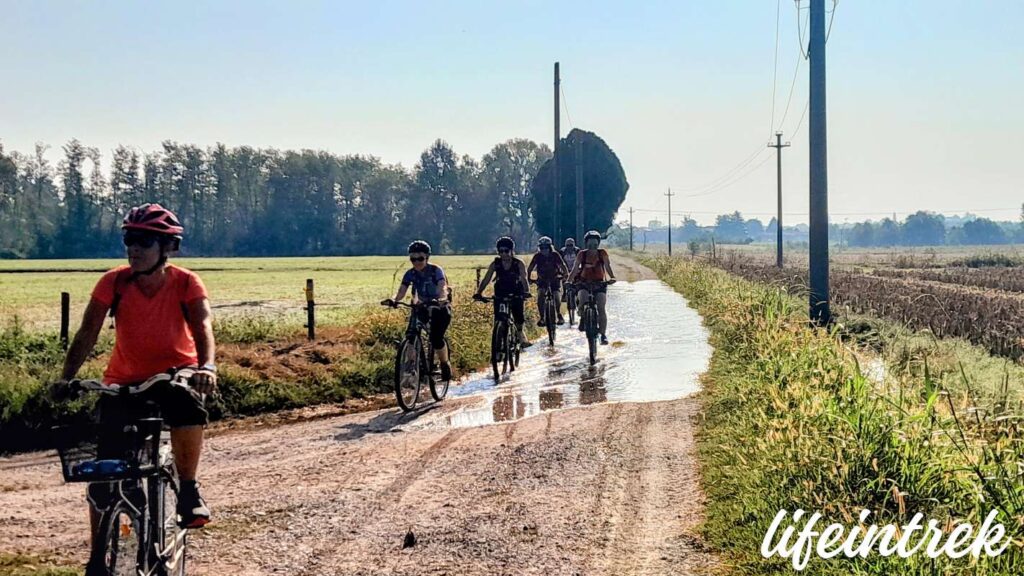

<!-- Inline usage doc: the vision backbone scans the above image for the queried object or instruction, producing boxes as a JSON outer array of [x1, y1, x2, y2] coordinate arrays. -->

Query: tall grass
[[642, 254, 1023, 575], [0, 283, 536, 452]]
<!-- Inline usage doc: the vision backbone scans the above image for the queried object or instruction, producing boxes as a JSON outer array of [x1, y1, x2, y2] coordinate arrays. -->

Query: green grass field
[[0, 255, 497, 333]]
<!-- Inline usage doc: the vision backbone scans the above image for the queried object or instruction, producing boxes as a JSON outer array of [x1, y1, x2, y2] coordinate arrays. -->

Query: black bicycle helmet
[[496, 236, 515, 251], [584, 230, 602, 242], [408, 240, 431, 255]]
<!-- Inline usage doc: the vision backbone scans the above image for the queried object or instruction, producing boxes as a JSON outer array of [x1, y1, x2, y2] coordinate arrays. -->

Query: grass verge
[[641, 254, 1023, 575], [0, 282, 538, 453]]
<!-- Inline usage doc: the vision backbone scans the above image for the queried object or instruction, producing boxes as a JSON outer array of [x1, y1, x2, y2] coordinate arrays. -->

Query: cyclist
[[55, 203, 217, 548], [560, 237, 580, 273], [527, 236, 568, 325], [559, 237, 581, 311], [383, 240, 453, 381], [568, 230, 618, 345], [474, 236, 532, 348]]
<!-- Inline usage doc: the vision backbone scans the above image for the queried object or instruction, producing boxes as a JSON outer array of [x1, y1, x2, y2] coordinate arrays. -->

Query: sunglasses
[[409, 256, 426, 263], [498, 248, 512, 254], [123, 232, 160, 248]]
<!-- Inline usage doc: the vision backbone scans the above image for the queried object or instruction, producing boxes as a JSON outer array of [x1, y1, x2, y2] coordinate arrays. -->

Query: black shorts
[[535, 277, 562, 292], [414, 304, 452, 349], [96, 381, 208, 429], [493, 292, 526, 326]]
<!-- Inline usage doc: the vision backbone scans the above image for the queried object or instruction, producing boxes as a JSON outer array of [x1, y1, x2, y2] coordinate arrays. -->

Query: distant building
[[648, 220, 663, 228]]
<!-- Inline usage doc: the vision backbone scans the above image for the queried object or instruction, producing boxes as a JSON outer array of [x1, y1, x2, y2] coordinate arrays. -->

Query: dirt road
[[0, 256, 720, 575]]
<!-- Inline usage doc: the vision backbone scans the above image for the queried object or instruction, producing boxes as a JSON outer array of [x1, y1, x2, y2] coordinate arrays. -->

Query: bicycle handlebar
[[69, 368, 197, 396], [472, 293, 531, 304]]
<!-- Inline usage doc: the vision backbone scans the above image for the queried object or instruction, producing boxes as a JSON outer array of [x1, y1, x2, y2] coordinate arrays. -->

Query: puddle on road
[[412, 279, 712, 429]]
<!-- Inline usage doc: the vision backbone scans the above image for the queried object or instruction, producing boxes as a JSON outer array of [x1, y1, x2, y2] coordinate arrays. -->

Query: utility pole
[[769, 131, 790, 268], [628, 207, 634, 251], [575, 136, 583, 242], [553, 63, 561, 242], [665, 188, 675, 256], [808, 0, 831, 325]]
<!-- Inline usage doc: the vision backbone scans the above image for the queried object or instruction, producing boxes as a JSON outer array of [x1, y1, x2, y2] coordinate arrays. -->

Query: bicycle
[[576, 280, 614, 365], [531, 280, 560, 346], [52, 370, 195, 576], [381, 300, 451, 412], [564, 283, 577, 326], [473, 293, 529, 380]]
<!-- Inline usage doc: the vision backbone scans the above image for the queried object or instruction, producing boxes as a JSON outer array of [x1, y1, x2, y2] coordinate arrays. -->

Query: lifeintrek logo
[[761, 509, 1012, 571]]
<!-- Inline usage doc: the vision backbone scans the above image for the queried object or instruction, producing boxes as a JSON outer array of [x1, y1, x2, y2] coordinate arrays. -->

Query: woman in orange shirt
[[568, 230, 617, 344], [57, 204, 217, 547]]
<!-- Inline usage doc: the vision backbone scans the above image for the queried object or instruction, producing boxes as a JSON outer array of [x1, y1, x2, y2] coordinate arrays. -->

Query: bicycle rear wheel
[[394, 337, 422, 411], [429, 337, 451, 401], [94, 500, 145, 576]]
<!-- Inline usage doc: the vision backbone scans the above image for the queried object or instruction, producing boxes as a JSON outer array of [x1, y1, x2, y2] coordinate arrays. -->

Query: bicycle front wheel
[[546, 296, 557, 346], [491, 321, 507, 380], [156, 463, 187, 576], [583, 307, 598, 365], [94, 500, 145, 576], [395, 338, 422, 411], [429, 337, 451, 401]]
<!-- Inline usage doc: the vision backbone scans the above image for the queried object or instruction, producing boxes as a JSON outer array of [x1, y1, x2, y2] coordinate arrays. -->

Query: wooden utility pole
[[553, 62, 561, 241], [575, 136, 584, 242], [808, 0, 831, 325], [628, 207, 634, 251], [665, 188, 675, 256], [769, 131, 790, 268]]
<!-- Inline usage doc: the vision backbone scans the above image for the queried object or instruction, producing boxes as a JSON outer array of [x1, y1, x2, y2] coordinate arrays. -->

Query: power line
[[769, 0, 782, 138], [825, 0, 838, 43], [776, 9, 808, 130], [560, 84, 574, 130], [679, 151, 774, 198], [796, 0, 809, 60]]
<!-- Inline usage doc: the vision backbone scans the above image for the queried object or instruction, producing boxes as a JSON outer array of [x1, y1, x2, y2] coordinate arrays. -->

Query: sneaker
[[600, 335, 609, 345], [440, 362, 452, 381], [177, 481, 211, 528], [556, 315, 565, 325]]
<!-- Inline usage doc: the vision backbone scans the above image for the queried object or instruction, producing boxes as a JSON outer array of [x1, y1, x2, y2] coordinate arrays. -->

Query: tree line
[[0, 138, 552, 258], [603, 209, 1024, 248]]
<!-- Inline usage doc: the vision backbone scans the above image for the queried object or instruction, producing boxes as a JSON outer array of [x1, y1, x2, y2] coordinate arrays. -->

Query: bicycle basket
[[52, 418, 163, 483]]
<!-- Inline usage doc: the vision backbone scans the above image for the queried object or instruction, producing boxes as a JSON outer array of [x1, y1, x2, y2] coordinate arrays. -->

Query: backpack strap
[[108, 268, 136, 326]]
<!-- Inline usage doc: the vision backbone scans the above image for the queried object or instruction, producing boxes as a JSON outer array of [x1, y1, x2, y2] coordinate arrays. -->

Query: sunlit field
[[0, 255, 496, 333]]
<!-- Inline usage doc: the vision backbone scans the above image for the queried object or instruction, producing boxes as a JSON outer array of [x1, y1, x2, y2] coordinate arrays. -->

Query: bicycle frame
[[61, 370, 196, 576]]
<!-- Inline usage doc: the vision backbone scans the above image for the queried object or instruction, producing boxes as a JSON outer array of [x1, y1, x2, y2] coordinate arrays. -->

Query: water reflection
[[415, 280, 712, 430]]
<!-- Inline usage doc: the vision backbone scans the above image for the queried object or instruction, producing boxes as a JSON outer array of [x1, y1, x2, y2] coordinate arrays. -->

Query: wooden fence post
[[60, 292, 70, 350], [304, 279, 315, 340]]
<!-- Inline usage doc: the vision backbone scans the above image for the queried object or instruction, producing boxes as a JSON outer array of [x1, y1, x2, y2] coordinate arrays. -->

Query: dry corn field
[[714, 257, 1024, 361], [871, 266, 1024, 293]]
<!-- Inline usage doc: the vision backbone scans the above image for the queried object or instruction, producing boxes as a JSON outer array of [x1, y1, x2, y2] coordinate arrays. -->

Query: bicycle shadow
[[332, 401, 442, 442]]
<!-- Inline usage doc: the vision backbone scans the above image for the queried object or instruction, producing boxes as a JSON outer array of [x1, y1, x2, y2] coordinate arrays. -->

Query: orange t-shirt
[[578, 248, 610, 282], [91, 265, 209, 384]]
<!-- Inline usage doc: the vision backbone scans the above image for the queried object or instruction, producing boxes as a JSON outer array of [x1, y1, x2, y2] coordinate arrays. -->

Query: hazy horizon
[[2, 1, 1021, 227]]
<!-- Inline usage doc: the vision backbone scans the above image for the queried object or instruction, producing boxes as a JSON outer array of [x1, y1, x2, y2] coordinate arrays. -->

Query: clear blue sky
[[2, 1, 1021, 225]]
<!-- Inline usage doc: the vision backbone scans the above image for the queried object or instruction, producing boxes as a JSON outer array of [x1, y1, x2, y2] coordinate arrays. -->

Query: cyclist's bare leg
[[171, 426, 203, 481], [436, 342, 449, 365], [553, 288, 564, 321], [596, 292, 608, 335], [577, 288, 591, 319]]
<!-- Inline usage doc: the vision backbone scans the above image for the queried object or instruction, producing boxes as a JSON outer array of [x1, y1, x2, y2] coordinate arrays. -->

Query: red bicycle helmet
[[122, 203, 184, 239]]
